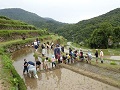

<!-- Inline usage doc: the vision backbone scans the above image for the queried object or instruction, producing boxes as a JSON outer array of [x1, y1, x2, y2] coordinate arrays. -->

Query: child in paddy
[[44, 57, 49, 70], [51, 55, 56, 68]]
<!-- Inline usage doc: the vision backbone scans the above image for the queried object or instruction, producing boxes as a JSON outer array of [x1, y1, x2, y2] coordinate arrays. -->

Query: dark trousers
[[52, 62, 56, 67], [23, 67, 28, 73]]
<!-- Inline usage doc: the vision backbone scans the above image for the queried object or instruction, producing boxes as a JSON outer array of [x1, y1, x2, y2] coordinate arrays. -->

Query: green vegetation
[[0, 16, 37, 30], [0, 8, 66, 31], [0, 30, 49, 42], [0, 46, 26, 90], [110, 61, 117, 65], [33, 52, 39, 60], [54, 8, 120, 49]]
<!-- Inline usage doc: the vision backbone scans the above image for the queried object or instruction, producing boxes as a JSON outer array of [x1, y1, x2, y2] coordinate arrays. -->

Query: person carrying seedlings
[[66, 53, 70, 64], [23, 59, 28, 74]]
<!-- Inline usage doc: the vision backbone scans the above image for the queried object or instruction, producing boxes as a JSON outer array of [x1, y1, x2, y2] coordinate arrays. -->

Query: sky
[[0, 0, 120, 23]]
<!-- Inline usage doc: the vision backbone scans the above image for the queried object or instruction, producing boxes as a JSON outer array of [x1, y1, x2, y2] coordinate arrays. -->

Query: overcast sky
[[0, 0, 120, 23]]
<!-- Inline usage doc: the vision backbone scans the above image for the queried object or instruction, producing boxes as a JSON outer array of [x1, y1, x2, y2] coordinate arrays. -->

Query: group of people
[[53, 47, 104, 64], [23, 55, 57, 78], [23, 38, 104, 78], [95, 49, 104, 63], [59, 48, 93, 64]]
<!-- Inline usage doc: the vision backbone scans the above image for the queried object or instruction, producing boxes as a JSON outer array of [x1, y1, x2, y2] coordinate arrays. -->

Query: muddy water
[[110, 56, 120, 60], [12, 48, 120, 90]]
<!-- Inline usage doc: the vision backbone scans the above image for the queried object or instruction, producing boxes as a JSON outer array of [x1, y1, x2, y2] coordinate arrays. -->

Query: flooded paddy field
[[12, 47, 120, 90]]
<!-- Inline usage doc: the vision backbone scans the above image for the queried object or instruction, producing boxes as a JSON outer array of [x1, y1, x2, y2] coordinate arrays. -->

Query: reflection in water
[[110, 56, 120, 60], [12, 47, 34, 60], [104, 56, 120, 60], [23, 74, 37, 90], [13, 48, 120, 90]]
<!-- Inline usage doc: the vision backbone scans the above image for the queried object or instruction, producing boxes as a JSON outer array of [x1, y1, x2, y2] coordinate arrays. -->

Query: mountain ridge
[[0, 8, 66, 31]]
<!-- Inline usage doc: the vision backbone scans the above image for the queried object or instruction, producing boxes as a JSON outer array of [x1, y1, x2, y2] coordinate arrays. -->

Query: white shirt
[[34, 41, 38, 45], [100, 51, 104, 56]]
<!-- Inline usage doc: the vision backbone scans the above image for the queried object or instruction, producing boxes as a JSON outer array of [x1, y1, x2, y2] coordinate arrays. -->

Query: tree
[[113, 27, 120, 47], [89, 29, 108, 49]]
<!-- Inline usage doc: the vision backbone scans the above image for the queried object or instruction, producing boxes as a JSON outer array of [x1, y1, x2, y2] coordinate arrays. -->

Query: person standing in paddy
[[100, 49, 104, 63], [54, 44, 61, 63], [23, 59, 28, 74], [79, 49, 84, 62], [33, 40, 38, 51], [95, 49, 98, 63], [36, 60, 41, 71], [51, 55, 56, 68]]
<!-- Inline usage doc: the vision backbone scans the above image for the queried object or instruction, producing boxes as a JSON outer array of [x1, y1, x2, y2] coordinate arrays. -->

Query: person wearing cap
[[28, 61, 35, 66]]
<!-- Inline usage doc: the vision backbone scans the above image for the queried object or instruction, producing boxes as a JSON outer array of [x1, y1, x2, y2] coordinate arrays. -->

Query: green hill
[[0, 16, 37, 30], [0, 8, 66, 31], [55, 8, 120, 48]]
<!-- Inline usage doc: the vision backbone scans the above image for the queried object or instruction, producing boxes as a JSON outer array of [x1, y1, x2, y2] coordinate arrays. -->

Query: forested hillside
[[0, 8, 66, 31], [55, 8, 120, 48]]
